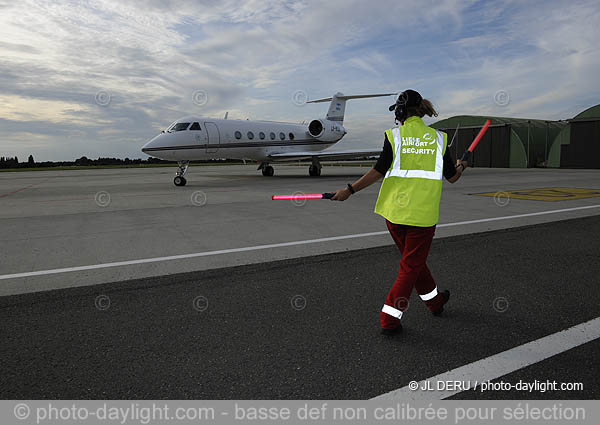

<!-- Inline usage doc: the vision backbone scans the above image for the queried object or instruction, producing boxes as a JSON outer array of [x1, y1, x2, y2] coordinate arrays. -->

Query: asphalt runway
[[1, 166, 600, 296], [2, 215, 599, 399]]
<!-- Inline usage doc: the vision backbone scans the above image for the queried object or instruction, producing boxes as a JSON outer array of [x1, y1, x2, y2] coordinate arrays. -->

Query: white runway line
[[372, 316, 600, 400], [1, 204, 599, 281]]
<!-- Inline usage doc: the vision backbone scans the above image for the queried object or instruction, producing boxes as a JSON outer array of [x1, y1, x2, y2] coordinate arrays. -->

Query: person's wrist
[[347, 183, 356, 194]]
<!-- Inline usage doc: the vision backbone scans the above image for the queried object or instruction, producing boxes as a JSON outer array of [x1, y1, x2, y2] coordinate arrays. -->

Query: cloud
[[0, 0, 598, 160]]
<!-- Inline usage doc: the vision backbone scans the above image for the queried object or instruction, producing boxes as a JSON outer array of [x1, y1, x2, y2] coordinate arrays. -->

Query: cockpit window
[[189, 122, 201, 130], [169, 122, 190, 132]]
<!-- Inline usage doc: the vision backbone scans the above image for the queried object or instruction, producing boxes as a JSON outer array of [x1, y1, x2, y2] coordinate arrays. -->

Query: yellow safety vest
[[374, 116, 447, 227]]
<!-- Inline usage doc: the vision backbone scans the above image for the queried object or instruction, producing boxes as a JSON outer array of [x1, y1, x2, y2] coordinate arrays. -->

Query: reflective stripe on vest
[[385, 127, 445, 180]]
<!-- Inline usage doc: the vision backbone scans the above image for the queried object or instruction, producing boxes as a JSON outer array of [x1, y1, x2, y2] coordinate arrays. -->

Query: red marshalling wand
[[460, 119, 491, 162], [272, 193, 335, 200]]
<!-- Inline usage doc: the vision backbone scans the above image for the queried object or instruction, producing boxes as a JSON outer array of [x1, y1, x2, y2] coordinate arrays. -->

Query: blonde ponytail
[[407, 98, 438, 118], [419, 99, 438, 117]]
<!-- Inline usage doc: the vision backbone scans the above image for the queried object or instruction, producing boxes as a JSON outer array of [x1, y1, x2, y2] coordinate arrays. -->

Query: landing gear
[[263, 166, 274, 177], [309, 162, 322, 177], [259, 162, 274, 177], [174, 161, 189, 186]]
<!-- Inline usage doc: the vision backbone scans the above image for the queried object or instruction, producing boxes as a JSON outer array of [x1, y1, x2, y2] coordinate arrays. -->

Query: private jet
[[141, 92, 395, 186]]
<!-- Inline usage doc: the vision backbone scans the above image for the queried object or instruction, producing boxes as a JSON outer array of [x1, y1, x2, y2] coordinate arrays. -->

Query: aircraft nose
[[141, 134, 162, 154]]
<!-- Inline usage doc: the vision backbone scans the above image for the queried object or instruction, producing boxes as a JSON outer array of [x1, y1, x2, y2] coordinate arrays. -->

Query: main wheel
[[174, 176, 187, 186], [308, 165, 321, 177], [262, 166, 274, 177]]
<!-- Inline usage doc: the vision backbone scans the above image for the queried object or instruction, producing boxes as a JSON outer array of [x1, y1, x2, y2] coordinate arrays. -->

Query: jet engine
[[307, 119, 346, 142]]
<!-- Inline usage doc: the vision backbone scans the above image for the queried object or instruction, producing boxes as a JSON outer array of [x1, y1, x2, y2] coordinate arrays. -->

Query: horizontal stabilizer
[[307, 93, 396, 103]]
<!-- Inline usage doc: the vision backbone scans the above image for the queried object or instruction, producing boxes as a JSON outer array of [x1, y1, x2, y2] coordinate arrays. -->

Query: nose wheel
[[174, 161, 189, 186], [174, 176, 187, 186]]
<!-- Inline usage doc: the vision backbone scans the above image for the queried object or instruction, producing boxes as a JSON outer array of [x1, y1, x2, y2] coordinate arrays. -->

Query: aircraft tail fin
[[307, 92, 396, 124]]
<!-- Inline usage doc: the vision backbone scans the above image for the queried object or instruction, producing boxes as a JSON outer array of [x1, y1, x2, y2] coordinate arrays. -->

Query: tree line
[[0, 155, 243, 169]]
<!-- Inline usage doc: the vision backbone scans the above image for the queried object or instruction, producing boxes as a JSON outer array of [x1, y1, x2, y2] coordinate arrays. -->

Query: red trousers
[[380, 220, 444, 329]]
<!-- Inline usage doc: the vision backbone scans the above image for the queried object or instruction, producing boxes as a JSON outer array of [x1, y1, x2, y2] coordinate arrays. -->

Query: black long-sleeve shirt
[[373, 133, 457, 180]]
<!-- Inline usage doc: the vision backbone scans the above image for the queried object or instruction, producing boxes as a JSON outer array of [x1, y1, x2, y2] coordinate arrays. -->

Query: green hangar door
[[442, 125, 511, 167], [561, 120, 600, 168]]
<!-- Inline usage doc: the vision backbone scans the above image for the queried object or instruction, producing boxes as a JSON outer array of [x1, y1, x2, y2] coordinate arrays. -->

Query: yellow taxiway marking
[[472, 187, 600, 202]]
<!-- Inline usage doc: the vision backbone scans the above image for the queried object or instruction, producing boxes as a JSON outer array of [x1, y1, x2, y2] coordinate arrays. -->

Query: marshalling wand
[[460, 119, 491, 162], [272, 193, 335, 200]]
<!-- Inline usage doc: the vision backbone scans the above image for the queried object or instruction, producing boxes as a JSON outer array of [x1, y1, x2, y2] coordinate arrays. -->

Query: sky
[[0, 0, 599, 161]]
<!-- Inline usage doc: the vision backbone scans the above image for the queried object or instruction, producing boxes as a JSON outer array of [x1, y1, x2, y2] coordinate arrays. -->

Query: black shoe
[[381, 324, 403, 335], [432, 290, 450, 316]]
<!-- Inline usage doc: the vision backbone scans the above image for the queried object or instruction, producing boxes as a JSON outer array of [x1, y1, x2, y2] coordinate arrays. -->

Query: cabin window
[[235, 131, 242, 139], [247, 131, 254, 140], [189, 122, 201, 130], [259, 132, 266, 140], [279, 132, 285, 140], [270, 132, 276, 140], [289, 132, 295, 140]]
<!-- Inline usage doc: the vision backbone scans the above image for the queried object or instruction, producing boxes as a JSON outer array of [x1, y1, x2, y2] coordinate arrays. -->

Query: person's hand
[[456, 159, 468, 170], [331, 188, 351, 201]]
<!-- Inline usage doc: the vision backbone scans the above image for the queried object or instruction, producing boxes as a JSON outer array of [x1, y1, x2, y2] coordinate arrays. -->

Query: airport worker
[[331, 89, 468, 335]]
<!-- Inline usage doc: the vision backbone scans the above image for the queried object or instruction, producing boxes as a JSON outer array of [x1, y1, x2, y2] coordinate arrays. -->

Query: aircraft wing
[[268, 148, 381, 162]]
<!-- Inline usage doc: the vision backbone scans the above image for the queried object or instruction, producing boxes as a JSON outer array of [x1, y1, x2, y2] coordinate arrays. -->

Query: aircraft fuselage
[[142, 117, 345, 162]]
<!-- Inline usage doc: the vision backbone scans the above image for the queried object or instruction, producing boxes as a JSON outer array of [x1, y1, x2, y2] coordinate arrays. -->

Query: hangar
[[432, 105, 600, 169], [431, 116, 566, 168], [547, 104, 600, 169]]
